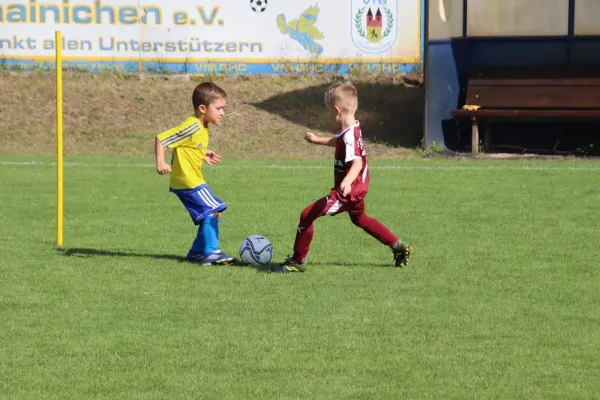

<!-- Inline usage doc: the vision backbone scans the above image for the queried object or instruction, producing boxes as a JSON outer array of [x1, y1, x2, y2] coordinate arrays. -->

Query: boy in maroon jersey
[[271, 80, 412, 273]]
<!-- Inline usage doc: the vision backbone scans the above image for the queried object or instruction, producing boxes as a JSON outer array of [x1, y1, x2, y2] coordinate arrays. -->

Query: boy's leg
[[189, 212, 235, 265], [348, 208, 398, 247], [272, 194, 338, 273], [191, 224, 206, 254], [190, 213, 219, 254], [171, 185, 233, 264], [200, 214, 220, 255], [293, 194, 342, 262], [348, 201, 412, 267]]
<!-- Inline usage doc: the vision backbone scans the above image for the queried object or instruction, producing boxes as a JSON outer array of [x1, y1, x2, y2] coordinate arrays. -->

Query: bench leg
[[471, 118, 479, 155], [484, 120, 492, 153]]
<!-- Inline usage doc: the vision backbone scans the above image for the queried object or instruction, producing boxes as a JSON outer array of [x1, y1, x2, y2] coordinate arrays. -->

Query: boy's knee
[[211, 212, 221, 219], [350, 213, 366, 226], [300, 207, 312, 220]]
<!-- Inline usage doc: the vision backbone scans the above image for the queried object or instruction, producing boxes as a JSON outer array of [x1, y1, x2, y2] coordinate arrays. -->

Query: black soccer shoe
[[393, 242, 412, 267], [270, 257, 307, 273]]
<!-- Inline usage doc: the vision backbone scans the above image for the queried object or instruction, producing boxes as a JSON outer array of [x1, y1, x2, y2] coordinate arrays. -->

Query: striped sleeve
[[156, 117, 200, 149], [343, 128, 362, 163]]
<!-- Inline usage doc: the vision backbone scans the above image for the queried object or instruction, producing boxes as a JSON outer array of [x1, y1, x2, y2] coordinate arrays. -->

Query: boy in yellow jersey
[[155, 82, 235, 265]]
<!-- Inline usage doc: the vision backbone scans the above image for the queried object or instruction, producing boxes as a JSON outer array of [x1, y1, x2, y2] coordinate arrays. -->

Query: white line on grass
[[1, 160, 600, 171]]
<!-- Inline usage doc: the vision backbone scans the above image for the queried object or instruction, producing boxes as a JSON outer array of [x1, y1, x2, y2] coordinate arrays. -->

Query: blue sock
[[201, 215, 220, 254], [191, 224, 206, 254]]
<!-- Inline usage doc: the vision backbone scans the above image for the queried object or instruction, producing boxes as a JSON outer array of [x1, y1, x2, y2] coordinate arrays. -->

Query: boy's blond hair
[[324, 80, 358, 114]]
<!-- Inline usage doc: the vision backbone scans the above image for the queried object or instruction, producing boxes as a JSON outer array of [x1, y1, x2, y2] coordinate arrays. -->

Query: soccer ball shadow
[[229, 259, 274, 273]]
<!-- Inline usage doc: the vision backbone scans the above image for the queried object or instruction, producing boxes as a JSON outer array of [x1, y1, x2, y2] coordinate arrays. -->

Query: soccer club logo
[[250, 0, 268, 13], [351, 0, 398, 53]]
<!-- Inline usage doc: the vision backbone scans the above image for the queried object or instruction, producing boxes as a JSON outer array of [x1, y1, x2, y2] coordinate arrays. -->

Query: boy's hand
[[306, 132, 336, 147], [205, 150, 222, 166], [305, 132, 318, 143], [340, 179, 352, 197], [156, 162, 172, 175]]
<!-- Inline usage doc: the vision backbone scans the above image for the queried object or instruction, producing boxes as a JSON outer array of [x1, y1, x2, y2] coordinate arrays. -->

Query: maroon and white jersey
[[333, 121, 369, 200]]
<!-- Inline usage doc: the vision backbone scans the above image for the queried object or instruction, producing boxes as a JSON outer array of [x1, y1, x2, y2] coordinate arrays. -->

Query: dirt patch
[[0, 72, 424, 159]]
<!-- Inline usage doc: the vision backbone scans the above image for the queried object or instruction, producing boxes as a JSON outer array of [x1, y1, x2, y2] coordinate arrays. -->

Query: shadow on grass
[[308, 261, 393, 268], [251, 80, 424, 148], [60, 247, 187, 262], [58, 248, 394, 271], [59, 247, 273, 271]]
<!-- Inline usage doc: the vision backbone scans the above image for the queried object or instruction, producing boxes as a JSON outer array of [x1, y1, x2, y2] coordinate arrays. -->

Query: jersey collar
[[335, 120, 360, 137]]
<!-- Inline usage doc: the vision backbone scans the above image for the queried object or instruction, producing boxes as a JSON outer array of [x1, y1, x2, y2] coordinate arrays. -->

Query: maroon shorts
[[319, 189, 366, 216]]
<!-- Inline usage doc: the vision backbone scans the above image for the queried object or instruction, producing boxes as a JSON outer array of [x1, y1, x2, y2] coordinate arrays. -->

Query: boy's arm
[[155, 117, 199, 175], [305, 132, 336, 147], [155, 137, 172, 175], [340, 158, 363, 196]]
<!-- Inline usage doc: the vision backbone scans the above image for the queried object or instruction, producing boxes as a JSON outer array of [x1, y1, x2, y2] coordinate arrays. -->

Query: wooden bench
[[451, 67, 600, 154]]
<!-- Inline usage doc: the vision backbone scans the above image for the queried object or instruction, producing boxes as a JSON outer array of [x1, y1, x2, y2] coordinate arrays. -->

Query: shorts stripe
[[197, 189, 219, 209], [201, 188, 221, 208], [326, 200, 343, 215], [196, 190, 210, 208]]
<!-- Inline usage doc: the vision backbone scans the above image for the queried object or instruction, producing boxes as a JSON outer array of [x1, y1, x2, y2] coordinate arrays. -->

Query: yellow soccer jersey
[[157, 116, 209, 189]]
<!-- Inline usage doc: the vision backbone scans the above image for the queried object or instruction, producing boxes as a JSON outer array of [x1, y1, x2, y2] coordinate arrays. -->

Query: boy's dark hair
[[192, 82, 227, 110]]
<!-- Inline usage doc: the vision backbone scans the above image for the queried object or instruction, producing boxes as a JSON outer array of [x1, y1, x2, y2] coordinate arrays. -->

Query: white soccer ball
[[239, 235, 273, 265], [250, 0, 268, 13]]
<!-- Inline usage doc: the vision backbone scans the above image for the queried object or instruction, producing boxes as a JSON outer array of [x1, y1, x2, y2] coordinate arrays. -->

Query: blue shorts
[[170, 184, 227, 225]]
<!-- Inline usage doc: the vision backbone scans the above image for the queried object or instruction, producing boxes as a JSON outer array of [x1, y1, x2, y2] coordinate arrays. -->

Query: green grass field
[[1, 155, 600, 399]]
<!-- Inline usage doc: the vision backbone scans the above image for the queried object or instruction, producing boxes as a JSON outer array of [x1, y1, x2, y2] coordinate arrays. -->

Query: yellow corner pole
[[56, 31, 64, 247]]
